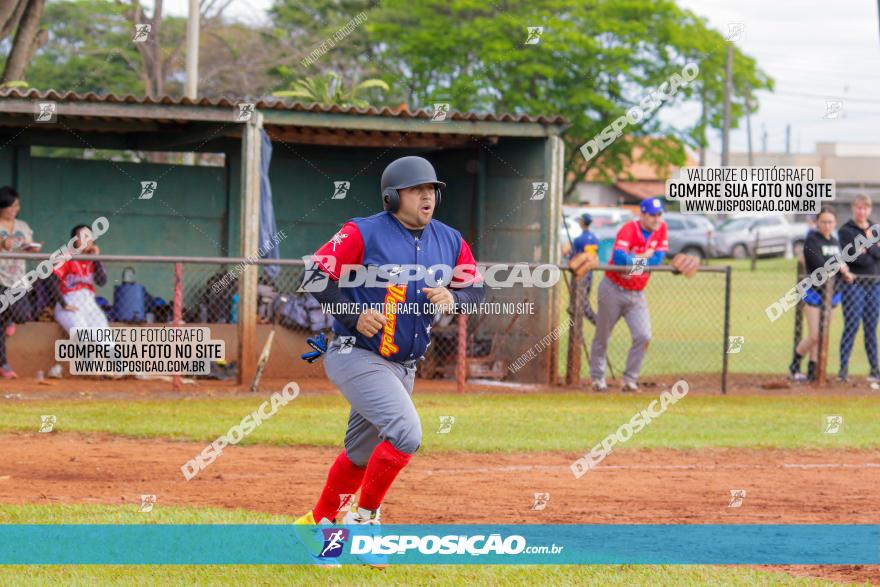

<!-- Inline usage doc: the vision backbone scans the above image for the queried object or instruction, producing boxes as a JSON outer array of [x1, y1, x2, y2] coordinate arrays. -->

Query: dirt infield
[[0, 432, 878, 584]]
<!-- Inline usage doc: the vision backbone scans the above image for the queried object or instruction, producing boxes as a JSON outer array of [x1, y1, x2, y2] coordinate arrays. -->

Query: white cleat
[[342, 505, 387, 568], [621, 381, 639, 393]]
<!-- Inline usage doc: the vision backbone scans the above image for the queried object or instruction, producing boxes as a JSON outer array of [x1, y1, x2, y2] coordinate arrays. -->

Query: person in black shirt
[[837, 194, 880, 382], [789, 208, 854, 381]]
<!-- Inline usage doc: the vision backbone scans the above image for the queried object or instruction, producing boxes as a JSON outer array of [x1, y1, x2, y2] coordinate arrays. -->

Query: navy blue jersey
[[569, 230, 599, 258], [312, 211, 480, 363]]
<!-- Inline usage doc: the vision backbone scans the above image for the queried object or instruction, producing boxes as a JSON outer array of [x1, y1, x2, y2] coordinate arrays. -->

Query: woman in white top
[[0, 186, 39, 379]]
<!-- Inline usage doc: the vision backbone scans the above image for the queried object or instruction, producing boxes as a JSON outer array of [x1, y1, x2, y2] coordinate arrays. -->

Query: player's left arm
[[658, 224, 699, 277], [422, 237, 484, 312]]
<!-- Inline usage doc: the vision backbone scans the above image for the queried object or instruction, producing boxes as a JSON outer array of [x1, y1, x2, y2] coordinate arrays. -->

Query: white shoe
[[591, 379, 608, 392], [621, 381, 639, 393], [342, 505, 381, 525], [342, 505, 386, 567]]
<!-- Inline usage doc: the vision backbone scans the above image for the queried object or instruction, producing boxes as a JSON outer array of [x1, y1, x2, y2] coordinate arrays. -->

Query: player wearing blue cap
[[590, 197, 699, 392], [569, 213, 599, 325]]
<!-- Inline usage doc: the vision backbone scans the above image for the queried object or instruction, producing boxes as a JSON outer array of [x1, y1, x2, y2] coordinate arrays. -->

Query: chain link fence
[[15, 252, 847, 393], [554, 264, 730, 392], [710, 258, 880, 389], [0, 253, 321, 381]]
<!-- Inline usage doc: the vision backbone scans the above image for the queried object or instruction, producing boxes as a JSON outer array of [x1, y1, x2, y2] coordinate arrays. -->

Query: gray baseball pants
[[589, 277, 652, 385], [323, 339, 421, 467]]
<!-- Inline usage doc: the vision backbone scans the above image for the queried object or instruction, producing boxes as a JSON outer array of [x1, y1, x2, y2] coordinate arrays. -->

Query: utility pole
[[699, 83, 707, 166], [184, 0, 200, 165], [721, 44, 733, 166], [185, 0, 200, 100], [785, 124, 791, 155], [745, 86, 754, 166]]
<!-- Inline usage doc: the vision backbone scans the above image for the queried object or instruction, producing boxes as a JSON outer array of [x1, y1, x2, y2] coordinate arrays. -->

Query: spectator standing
[[0, 186, 38, 379], [789, 208, 854, 382], [837, 194, 880, 382]]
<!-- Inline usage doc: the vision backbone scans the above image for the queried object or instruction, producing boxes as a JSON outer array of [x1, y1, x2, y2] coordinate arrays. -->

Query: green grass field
[[0, 505, 855, 586], [2, 392, 878, 452], [2, 391, 875, 586], [557, 258, 879, 379]]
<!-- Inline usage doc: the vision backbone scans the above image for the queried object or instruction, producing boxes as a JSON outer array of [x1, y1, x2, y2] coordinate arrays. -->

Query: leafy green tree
[[272, 0, 772, 197], [268, 0, 379, 83], [17, 0, 143, 94], [0, 0, 48, 85], [273, 71, 389, 107]]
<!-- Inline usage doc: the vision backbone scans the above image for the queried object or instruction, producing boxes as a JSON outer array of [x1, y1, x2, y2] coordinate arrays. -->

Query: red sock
[[358, 440, 413, 511], [312, 450, 365, 522]]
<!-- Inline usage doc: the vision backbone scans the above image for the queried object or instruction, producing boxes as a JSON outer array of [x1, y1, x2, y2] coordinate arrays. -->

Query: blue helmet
[[380, 156, 446, 213]]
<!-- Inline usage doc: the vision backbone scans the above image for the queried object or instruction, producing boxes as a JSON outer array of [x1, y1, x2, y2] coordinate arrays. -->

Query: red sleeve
[[651, 223, 669, 253], [311, 222, 364, 281], [53, 261, 69, 280], [450, 237, 483, 288], [613, 221, 636, 252]]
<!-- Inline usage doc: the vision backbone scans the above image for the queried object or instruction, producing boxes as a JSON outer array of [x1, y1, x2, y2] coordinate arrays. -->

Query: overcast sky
[[158, 0, 880, 155]]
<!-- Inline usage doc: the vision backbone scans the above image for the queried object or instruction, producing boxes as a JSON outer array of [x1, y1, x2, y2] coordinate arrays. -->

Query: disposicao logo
[[320, 528, 349, 558]]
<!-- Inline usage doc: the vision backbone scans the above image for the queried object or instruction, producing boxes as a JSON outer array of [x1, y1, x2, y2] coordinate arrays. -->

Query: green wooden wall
[[8, 151, 228, 299]]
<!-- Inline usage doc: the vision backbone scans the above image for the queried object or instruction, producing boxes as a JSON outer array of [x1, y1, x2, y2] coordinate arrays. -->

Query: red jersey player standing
[[590, 198, 698, 392]]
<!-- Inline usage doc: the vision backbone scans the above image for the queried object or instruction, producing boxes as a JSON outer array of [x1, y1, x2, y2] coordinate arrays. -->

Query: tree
[[268, 0, 383, 90], [273, 71, 389, 107], [114, 0, 235, 98], [0, 0, 48, 85], [362, 0, 772, 196], [22, 0, 144, 94]]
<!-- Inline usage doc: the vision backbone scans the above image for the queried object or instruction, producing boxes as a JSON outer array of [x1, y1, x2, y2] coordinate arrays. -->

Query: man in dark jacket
[[837, 194, 880, 382]]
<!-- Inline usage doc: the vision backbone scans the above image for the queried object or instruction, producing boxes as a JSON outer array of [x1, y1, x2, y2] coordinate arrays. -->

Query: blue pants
[[839, 281, 880, 373]]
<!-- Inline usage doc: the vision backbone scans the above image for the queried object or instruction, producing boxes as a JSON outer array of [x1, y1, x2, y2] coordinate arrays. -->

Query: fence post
[[721, 265, 731, 394], [237, 112, 262, 386], [565, 272, 583, 386], [816, 276, 834, 385], [793, 259, 805, 371], [456, 313, 467, 392], [172, 262, 183, 391]]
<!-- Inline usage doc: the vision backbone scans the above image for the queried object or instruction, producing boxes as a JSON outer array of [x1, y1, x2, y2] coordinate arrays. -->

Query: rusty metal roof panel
[[0, 89, 565, 125]]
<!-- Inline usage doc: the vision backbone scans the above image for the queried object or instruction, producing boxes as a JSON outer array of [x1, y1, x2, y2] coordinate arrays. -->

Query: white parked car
[[711, 215, 810, 259]]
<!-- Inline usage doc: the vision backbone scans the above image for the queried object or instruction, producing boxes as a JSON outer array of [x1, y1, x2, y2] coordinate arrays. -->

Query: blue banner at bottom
[[0, 525, 876, 565]]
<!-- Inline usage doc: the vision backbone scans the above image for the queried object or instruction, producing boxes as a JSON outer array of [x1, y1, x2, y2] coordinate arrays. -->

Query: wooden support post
[[816, 276, 834, 385], [456, 313, 467, 392], [545, 135, 564, 385], [172, 262, 183, 391], [793, 259, 805, 359], [237, 112, 262, 385], [565, 272, 583, 386]]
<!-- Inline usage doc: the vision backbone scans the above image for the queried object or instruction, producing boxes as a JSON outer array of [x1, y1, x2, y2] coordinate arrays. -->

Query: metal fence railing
[[0, 252, 314, 383], [555, 264, 731, 393], [6, 253, 812, 391]]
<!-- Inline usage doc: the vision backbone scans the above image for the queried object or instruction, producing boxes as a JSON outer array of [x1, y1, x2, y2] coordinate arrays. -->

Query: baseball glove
[[669, 253, 700, 278], [568, 251, 599, 279]]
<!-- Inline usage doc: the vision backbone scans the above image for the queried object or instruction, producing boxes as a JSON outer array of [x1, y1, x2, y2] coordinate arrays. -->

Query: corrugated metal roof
[[0, 89, 565, 125]]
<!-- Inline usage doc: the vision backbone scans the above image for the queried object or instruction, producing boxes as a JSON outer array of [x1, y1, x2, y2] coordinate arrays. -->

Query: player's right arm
[[305, 222, 386, 337]]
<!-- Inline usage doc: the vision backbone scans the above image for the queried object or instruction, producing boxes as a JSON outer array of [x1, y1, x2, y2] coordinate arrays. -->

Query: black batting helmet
[[380, 156, 445, 213]]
